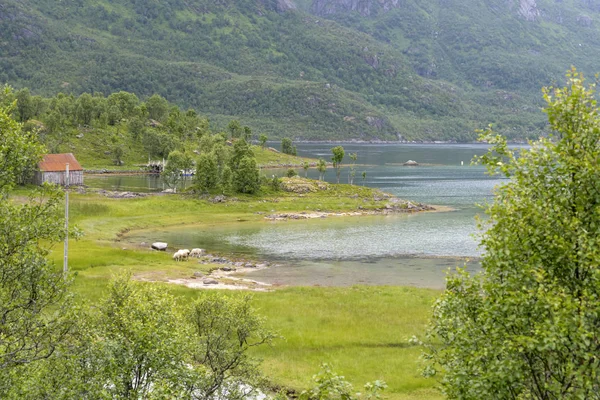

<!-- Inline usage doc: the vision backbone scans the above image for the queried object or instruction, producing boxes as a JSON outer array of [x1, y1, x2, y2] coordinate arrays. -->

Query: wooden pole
[[64, 163, 69, 275]]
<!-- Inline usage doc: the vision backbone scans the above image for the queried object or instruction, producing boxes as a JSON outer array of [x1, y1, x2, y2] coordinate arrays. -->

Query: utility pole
[[64, 163, 69, 275]]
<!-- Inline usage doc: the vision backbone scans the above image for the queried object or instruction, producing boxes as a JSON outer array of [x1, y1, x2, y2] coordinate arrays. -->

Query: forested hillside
[[1, 0, 599, 141]]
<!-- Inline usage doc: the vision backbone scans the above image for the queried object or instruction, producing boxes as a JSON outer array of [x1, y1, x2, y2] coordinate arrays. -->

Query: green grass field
[[42, 184, 443, 399]]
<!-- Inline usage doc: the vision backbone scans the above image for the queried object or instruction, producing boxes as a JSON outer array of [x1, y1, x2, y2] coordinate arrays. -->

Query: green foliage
[[0, 95, 44, 189], [9, 0, 600, 140], [233, 156, 260, 194], [4, 274, 276, 399], [317, 158, 327, 181], [281, 137, 295, 155], [259, 133, 268, 149], [286, 168, 297, 178], [91, 273, 189, 398], [228, 119, 243, 139], [145, 94, 169, 122], [348, 153, 357, 185], [331, 146, 345, 184], [270, 175, 281, 191], [143, 128, 180, 159], [189, 293, 277, 399], [0, 91, 72, 384], [426, 69, 600, 399], [194, 152, 219, 193], [161, 150, 189, 190], [113, 144, 124, 166], [299, 364, 386, 400]]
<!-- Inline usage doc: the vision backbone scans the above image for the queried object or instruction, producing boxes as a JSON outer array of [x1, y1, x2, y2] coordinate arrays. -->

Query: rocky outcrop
[[577, 14, 593, 27], [518, 0, 540, 21], [279, 177, 330, 193], [311, 0, 401, 17], [277, 0, 297, 12]]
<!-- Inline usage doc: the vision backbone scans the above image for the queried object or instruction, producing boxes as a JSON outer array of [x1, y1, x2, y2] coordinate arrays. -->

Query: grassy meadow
[[42, 183, 442, 399]]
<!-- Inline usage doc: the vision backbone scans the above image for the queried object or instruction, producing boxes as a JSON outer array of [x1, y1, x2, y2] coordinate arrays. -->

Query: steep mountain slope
[[1, 0, 599, 141]]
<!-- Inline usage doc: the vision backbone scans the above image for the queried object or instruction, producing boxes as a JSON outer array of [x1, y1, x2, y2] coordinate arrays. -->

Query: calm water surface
[[105, 144, 510, 288]]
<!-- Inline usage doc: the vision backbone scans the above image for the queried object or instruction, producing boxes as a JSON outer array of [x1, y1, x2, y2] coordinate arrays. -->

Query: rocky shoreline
[[167, 254, 276, 292], [264, 199, 435, 221]]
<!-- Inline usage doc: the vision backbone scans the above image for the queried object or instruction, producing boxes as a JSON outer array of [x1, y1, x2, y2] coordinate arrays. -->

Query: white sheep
[[189, 248, 205, 258], [172, 249, 188, 262]]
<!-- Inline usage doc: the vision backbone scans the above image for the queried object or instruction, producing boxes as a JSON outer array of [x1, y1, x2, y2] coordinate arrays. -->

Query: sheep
[[189, 248, 205, 258], [173, 250, 184, 261], [173, 249, 189, 262]]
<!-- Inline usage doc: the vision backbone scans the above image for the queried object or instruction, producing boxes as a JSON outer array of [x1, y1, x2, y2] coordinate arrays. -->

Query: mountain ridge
[[1, 0, 599, 141]]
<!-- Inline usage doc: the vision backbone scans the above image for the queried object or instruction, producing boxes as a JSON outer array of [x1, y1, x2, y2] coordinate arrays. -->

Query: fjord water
[[120, 143, 506, 288]]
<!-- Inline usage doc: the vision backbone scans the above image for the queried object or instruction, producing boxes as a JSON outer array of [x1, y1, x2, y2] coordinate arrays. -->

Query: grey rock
[[203, 279, 219, 285], [151, 242, 168, 251], [193, 271, 204, 278]]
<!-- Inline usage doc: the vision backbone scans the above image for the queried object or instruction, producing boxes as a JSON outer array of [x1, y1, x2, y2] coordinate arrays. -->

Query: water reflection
[[106, 144, 509, 287]]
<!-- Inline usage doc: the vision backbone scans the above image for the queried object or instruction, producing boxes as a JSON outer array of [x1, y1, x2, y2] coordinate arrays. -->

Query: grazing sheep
[[173, 250, 188, 262], [190, 248, 205, 258], [181, 249, 190, 258]]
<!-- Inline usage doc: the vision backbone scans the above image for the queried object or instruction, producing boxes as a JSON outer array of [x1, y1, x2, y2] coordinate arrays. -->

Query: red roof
[[38, 153, 83, 172]]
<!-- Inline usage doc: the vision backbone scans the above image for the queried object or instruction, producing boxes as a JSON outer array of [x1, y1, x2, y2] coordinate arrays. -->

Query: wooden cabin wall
[[35, 171, 84, 186]]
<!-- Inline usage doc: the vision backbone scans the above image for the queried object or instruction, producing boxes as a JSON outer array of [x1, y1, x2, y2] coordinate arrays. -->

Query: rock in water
[[203, 279, 219, 285], [404, 160, 419, 166], [151, 242, 168, 251]]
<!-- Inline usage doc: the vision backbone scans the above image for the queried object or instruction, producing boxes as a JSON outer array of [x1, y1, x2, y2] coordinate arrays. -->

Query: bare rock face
[[577, 14, 593, 27], [518, 0, 540, 21], [311, 0, 401, 17], [277, 0, 297, 12]]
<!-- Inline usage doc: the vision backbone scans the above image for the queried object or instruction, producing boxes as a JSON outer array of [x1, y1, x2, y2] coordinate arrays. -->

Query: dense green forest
[[2, 0, 599, 140]]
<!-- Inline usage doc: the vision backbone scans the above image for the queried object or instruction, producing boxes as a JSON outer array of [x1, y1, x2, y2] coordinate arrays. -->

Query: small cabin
[[35, 153, 84, 186]]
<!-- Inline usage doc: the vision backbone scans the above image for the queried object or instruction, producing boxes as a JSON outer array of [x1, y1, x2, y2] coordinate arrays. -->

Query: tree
[[233, 156, 260, 194], [194, 152, 218, 193], [128, 116, 145, 139], [145, 94, 169, 122], [75, 93, 94, 126], [361, 171, 366, 186], [142, 129, 180, 159], [259, 133, 268, 149], [317, 158, 327, 181], [230, 138, 254, 171], [331, 146, 344, 184], [228, 119, 242, 139], [281, 137, 294, 155], [8, 273, 193, 400], [15, 88, 34, 122], [113, 145, 124, 166], [0, 89, 72, 382], [221, 165, 233, 193], [243, 126, 252, 141], [187, 294, 277, 400], [348, 153, 357, 185], [91, 273, 190, 399], [5, 275, 276, 399], [161, 150, 186, 191], [425, 69, 600, 399], [303, 161, 309, 177]]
